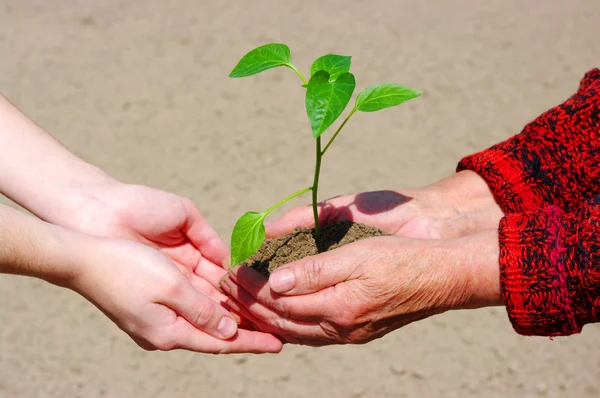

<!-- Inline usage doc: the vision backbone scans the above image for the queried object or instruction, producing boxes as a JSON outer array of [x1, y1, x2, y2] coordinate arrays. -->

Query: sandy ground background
[[1, 1, 599, 397]]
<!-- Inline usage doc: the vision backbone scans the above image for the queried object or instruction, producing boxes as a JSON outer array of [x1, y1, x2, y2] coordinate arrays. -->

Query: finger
[[221, 278, 329, 339], [171, 258, 225, 302], [171, 317, 283, 354], [224, 297, 282, 334], [222, 255, 231, 270], [164, 280, 238, 340], [221, 300, 256, 330], [228, 267, 335, 320], [189, 273, 227, 303], [265, 195, 353, 238], [225, 298, 310, 344], [182, 199, 229, 265], [166, 242, 228, 293], [265, 245, 361, 295], [194, 256, 227, 287]]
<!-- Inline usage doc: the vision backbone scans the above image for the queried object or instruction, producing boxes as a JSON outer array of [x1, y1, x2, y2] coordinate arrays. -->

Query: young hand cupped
[[70, 237, 283, 354]]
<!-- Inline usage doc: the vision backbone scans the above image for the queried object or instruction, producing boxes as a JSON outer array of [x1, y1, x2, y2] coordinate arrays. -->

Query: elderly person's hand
[[219, 231, 502, 346], [266, 170, 504, 240]]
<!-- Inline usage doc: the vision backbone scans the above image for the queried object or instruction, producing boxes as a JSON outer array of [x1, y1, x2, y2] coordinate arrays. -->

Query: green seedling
[[228, 43, 421, 267]]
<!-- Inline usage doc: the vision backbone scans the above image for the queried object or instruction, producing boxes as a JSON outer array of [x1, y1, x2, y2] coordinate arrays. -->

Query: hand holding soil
[[220, 44, 508, 345], [221, 68, 600, 344], [220, 230, 503, 346], [220, 171, 505, 345]]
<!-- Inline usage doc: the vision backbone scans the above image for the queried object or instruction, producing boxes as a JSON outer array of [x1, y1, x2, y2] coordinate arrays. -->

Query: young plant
[[228, 43, 421, 266]]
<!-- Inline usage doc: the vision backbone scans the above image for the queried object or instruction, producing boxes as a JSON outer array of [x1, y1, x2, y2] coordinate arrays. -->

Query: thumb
[[167, 280, 238, 339], [268, 246, 359, 295]]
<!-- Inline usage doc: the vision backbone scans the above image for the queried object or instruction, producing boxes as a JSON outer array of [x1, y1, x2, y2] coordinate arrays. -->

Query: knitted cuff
[[457, 143, 545, 214], [499, 206, 583, 336]]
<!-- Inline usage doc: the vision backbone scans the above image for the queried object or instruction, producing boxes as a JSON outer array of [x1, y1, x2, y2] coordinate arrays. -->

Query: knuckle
[[353, 301, 371, 320], [320, 322, 339, 339], [275, 300, 293, 320], [272, 316, 289, 333], [302, 258, 325, 290], [320, 321, 353, 345], [335, 309, 357, 328], [193, 301, 216, 328]]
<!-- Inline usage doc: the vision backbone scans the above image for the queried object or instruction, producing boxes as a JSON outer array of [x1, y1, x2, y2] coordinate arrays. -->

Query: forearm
[[0, 94, 117, 224], [0, 203, 83, 286]]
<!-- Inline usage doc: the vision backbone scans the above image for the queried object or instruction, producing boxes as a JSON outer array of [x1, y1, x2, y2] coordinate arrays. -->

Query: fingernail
[[270, 268, 295, 293], [217, 316, 237, 339]]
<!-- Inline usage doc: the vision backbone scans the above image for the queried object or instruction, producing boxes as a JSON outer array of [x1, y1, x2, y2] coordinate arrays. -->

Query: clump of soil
[[241, 221, 388, 276]]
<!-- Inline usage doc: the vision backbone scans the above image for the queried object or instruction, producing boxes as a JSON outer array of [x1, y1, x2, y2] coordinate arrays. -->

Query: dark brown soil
[[241, 221, 388, 276]]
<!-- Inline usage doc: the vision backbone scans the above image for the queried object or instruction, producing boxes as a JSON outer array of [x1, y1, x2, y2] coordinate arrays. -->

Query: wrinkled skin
[[220, 232, 500, 346]]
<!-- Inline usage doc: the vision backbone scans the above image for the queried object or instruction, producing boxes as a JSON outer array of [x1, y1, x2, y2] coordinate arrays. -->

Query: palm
[[70, 184, 228, 300]]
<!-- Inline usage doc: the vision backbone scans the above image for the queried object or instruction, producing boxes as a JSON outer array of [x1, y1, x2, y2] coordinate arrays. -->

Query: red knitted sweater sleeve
[[457, 68, 600, 213], [457, 69, 600, 336], [500, 199, 600, 336]]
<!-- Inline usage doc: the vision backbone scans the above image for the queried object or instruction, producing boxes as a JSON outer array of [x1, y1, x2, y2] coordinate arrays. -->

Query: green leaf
[[355, 83, 421, 112], [229, 43, 293, 78], [310, 54, 352, 81], [230, 211, 267, 266], [305, 71, 356, 138]]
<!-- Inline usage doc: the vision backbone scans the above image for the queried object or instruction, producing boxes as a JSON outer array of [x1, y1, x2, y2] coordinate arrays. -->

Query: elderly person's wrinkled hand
[[220, 231, 502, 346]]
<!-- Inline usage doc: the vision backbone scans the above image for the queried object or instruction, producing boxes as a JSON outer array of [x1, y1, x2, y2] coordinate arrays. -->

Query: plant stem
[[321, 107, 357, 156], [287, 64, 308, 85], [264, 186, 312, 216], [312, 136, 323, 239]]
